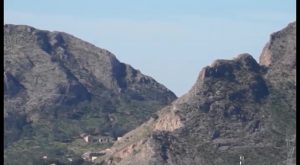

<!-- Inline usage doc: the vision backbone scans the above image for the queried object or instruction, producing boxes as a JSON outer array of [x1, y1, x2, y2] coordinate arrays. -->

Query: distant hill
[[4, 24, 177, 164], [94, 22, 296, 165]]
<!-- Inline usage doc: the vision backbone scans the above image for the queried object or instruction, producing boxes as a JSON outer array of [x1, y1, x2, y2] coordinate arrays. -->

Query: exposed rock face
[[153, 105, 183, 132], [95, 21, 296, 165], [260, 22, 296, 107], [260, 22, 296, 68], [4, 24, 176, 164]]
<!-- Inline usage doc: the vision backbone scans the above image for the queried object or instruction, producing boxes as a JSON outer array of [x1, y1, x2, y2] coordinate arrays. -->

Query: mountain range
[[4, 21, 296, 165]]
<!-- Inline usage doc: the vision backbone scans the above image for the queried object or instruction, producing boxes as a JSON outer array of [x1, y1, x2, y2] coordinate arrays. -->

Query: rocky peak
[[4, 24, 177, 164], [189, 53, 263, 98], [4, 24, 176, 99], [259, 21, 296, 91], [5, 24, 120, 92], [259, 21, 296, 68]]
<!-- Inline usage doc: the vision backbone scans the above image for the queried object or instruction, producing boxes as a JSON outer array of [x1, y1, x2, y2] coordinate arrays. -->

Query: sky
[[4, 0, 296, 96]]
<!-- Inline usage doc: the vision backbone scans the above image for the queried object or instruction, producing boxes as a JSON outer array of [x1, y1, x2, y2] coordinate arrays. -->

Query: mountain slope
[[4, 24, 177, 164], [95, 21, 296, 165]]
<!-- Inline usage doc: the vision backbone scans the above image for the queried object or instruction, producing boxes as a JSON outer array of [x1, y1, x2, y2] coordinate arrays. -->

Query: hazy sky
[[4, 0, 296, 96]]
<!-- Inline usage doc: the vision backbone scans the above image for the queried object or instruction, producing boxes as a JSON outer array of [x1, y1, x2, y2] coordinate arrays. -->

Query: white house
[[83, 135, 91, 143], [91, 156, 97, 162]]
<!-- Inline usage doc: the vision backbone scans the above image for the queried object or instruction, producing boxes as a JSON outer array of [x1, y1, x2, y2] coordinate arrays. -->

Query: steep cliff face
[[4, 24, 176, 164], [95, 21, 296, 165], [260, 22, 296, 68], [260, 22, 296, 116]]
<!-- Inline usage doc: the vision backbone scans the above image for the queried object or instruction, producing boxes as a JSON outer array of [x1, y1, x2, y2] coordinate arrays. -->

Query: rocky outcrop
[[95, 21, 296, 165], [260, 22, 296, 68], [153, 107, 183, 132]]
